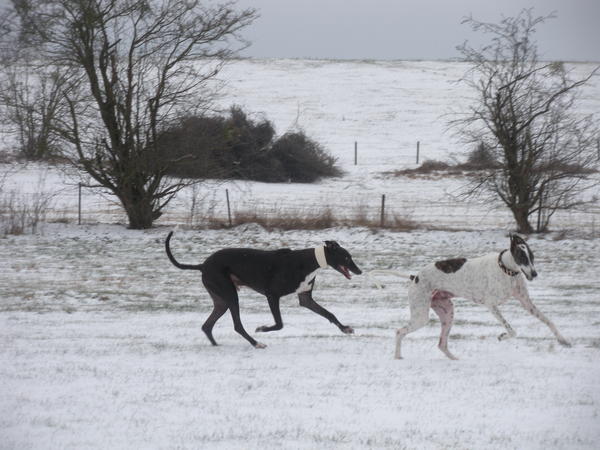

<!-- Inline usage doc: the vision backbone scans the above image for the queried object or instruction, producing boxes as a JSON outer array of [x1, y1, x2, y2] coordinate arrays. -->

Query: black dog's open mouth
[[338, 265, 352, 280]]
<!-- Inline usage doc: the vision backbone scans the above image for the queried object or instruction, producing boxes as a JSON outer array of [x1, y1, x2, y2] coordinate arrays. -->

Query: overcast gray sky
[[1, 0, 597, 61], [235, 0, 600, 61]]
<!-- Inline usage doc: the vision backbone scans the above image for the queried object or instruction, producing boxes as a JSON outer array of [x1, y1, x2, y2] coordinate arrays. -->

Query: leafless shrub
[[0, 189, 55, 236], [0, 170, 56, 236]]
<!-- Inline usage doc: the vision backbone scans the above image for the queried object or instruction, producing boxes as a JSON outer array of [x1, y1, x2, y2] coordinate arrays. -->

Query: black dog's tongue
[[340, 266, 352, 279]]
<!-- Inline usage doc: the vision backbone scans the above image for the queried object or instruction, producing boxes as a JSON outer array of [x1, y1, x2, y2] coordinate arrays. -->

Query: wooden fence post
[[78, 183, 82, 225], [225, 189, 232, 227], [354, 141, 358, 165], [380, 194, 386, 227], [416, 141, 420, 165]]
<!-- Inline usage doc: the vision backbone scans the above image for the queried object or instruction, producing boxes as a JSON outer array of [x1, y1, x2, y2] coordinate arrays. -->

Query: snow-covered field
[[2, 225, 600, 449], [1, 59, 600, 449]]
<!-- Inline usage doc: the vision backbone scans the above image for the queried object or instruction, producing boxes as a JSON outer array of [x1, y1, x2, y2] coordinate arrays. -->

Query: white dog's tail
[[367, 270, 416, 289]]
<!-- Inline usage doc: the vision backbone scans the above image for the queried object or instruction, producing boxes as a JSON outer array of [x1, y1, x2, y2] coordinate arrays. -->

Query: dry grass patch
[[228, 206, 421, 231]]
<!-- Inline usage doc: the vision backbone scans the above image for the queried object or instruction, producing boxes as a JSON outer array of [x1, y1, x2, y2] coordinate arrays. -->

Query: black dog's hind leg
[[228, 294, 266, 348], [203, 274, 265, 348], [203, 290, 229, 346], [298, 291, 354, 334], [256, 296, 283, 332]]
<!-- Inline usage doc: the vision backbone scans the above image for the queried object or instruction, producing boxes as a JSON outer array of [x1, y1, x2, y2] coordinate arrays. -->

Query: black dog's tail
[[165, 231, 204, 271]]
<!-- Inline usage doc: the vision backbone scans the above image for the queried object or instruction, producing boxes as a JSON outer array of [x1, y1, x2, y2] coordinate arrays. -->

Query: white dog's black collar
[[498, 250, 519, 277]]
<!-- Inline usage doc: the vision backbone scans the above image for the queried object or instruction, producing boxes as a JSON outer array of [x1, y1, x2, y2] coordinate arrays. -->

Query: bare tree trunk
[[122, 198, 157, 230], [511, 207, 533, 234], [116, 182, 162, 229]]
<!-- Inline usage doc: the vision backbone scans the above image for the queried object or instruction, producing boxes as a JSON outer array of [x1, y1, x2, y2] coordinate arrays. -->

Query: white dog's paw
[[558, 338, 572, 348], [498, 331, 515, 341]]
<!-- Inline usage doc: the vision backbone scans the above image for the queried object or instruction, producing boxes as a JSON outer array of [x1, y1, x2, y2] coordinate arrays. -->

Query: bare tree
[[452, 9, 599, 233], [13, 0, 256, 228], [0, 58, 68, 160], [1, 5, 63, 161]]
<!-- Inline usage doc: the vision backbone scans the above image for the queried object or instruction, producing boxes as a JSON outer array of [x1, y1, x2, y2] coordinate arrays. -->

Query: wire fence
[[8, 182, 596, 236]]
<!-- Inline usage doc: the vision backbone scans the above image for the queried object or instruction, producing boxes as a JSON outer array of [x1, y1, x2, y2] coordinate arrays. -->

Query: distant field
[[3, 60, 599, 233]]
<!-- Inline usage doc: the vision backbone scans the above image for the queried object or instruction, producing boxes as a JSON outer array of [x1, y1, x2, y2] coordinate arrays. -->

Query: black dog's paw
[[341, 325, 354, 334], [256, 326, 268, 333]]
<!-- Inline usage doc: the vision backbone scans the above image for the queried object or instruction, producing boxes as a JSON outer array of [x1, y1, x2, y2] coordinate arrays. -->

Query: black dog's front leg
[[256, 296, 284, 333], [298, 291, 354, 334]]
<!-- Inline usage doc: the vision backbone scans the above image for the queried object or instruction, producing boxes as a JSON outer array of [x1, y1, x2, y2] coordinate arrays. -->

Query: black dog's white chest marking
[[296, 269, 320, 293], [295, 246, 328, 293]]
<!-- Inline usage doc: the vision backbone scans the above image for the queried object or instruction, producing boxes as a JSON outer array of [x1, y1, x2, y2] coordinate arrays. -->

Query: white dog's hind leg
[[395, 316, 429, 359], [395, 286, 431, 359], [488, 305, 516, 341], [431, 291, 458, 360]]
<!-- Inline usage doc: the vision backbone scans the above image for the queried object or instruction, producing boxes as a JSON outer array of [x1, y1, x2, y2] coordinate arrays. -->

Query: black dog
[[165, 232, 362, 348]]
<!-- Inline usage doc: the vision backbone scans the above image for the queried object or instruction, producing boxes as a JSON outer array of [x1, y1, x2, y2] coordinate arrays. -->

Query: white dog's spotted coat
[[394, 235, 571, 360]]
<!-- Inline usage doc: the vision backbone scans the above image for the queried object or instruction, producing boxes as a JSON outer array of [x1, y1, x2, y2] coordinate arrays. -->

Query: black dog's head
[[510, 233, 537, 281], [324, 241, 362, 279]]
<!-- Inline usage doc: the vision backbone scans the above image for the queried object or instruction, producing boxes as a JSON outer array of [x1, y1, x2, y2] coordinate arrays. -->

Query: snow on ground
[[1, 225, 599, 449], [1, 59, 600, 449]]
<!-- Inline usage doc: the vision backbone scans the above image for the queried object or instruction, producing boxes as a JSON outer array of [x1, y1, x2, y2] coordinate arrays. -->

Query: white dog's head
[[510, 234, 537, 281]]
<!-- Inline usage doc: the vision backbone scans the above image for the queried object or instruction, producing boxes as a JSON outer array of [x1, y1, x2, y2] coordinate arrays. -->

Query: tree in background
[[12, 0, 256, 228], [157, 106, 342, 183], [0, 5, 67, 160], [452, 9, 599, 233]]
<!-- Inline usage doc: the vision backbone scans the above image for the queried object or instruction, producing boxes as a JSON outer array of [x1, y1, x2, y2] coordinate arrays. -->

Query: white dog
[[382, 234, 571, 360]]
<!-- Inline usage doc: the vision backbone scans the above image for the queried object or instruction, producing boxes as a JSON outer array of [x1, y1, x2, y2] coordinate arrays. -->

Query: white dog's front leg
[[394, 328, 404, 359], [515, 291, 571, 347], [488, 305, 516, 341]]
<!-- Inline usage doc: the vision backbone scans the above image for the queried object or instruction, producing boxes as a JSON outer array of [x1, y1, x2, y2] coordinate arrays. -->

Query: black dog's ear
[[325, 240, 340, 249]]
